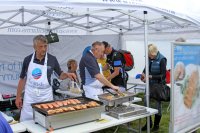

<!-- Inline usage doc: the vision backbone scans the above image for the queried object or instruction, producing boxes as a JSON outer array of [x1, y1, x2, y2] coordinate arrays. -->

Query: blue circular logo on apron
[[32, 68, 42, 79]]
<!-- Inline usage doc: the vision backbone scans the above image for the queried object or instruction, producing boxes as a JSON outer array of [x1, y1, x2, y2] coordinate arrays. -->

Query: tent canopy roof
[[0, 1, 199, 35]]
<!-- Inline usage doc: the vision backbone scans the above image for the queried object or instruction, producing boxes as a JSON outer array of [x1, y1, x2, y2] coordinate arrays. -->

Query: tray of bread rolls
[[31, 97, 104, 130]]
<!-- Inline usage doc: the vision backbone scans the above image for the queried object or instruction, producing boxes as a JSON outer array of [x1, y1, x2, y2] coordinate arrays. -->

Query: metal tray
[[31, 97, 103, 116], [98, 91, 135, 106], [31, 97, 105, 130], [108, 105, 147, 119]]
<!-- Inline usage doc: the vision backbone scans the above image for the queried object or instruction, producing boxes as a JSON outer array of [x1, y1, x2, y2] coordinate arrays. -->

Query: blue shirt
[[20, 53, 62, 85], [0, 113, 13, 133], [79, 51, 100, 85]]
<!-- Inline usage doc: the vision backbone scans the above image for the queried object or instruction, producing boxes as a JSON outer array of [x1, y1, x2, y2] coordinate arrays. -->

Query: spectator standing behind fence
[[140, 44, 167, 131]]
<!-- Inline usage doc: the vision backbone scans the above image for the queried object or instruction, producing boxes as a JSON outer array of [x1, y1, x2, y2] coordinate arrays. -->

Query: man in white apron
[[79, 41, 120, 100], [15, 35, 76, 122]]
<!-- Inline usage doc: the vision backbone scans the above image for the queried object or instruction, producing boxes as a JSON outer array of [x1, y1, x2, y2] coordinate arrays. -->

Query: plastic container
[[5, 108, 13, 117]]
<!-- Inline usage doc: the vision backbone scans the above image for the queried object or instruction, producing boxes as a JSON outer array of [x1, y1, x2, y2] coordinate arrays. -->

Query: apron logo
[[32, 68, 42, 79]]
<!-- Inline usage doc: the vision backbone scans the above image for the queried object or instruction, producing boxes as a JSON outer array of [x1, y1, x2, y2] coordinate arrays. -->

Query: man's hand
[[140, 73, 146, 82], [111, 85, 120, 92], [15, 97, 22, 109], [67, 73, 77, 81], [106, 77, 111, 81]]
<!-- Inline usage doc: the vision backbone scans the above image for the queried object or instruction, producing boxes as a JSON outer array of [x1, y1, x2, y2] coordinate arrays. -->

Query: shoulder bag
[[150, 83, 170, 102]]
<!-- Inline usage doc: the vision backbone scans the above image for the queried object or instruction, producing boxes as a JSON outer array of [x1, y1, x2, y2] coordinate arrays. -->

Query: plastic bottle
[[71, 80, 74, 89]]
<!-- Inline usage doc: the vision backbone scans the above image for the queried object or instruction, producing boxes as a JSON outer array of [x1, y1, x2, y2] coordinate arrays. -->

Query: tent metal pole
[[21, 6, 24, 25], [0, 11, 21, 26], [86, 8, 93, 34], [144, 10, 150, 133], [128, 10, 131, 30]]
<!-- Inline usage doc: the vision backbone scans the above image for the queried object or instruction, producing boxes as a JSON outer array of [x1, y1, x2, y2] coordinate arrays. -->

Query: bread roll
[[47, 110, 56, 115]]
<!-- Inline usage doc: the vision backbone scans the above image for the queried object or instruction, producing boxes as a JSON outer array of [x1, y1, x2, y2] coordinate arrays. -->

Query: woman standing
[[141, 44, 167, 131]]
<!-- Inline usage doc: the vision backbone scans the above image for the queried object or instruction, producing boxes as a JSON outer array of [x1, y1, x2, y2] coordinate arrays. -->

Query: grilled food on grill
[[55, 108, 64, 113], [52, 102, 59, 108], [47, 110, 56, 115], [102, 92, 127, 100], [56, 101, 63, 107], [35, 104, 41, 108], [74, 105, 82, 110], [47, 103, 54, 109], [41, 104, 49, 109], [80, 104, 87, 109], [61, 107, 69, 112], [87, 101, 100, 107], [119, 92, 126, 97], [74, 99, 81, 104], [62, 100, 68, 106], [67, 107, 76, 111], [35, 99, 83, 110], [104, 95, 114, 100], [34, 99, 100, 115]]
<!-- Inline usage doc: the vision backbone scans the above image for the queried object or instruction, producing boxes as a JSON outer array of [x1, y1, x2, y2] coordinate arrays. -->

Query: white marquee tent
[[0, 0, 199, 35], [0, 1, 200, 133]]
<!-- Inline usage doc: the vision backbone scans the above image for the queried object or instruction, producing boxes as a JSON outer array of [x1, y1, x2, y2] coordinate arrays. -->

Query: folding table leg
[[113, 126, 119, 133], [139, 119, 141, 133]]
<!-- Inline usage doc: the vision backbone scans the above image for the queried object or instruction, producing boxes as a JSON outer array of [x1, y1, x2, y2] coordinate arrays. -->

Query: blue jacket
[[149, 52, 166, 84]]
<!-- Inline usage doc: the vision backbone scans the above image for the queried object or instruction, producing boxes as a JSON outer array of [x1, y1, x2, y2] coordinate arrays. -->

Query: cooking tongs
[[102, 86, 125, 97]]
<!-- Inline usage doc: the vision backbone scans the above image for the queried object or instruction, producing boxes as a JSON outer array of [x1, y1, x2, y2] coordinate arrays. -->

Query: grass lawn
[[95, 93, 200, 133]]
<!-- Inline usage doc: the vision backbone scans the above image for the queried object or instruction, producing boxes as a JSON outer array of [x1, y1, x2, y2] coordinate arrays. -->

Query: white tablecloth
[[11, 123, 26, 133], [21, 105, 157, 133]]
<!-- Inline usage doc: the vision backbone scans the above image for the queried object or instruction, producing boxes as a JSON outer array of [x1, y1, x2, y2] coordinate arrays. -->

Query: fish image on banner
[[32, 68, 42, 79]]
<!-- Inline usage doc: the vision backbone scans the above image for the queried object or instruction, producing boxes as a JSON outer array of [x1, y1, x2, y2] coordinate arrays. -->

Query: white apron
[[83, 80, 103, 101], [20, 52, 53, 122]]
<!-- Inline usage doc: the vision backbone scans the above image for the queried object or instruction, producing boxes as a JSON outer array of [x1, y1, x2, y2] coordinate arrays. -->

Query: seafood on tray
[[33, 98, 100, 115]]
